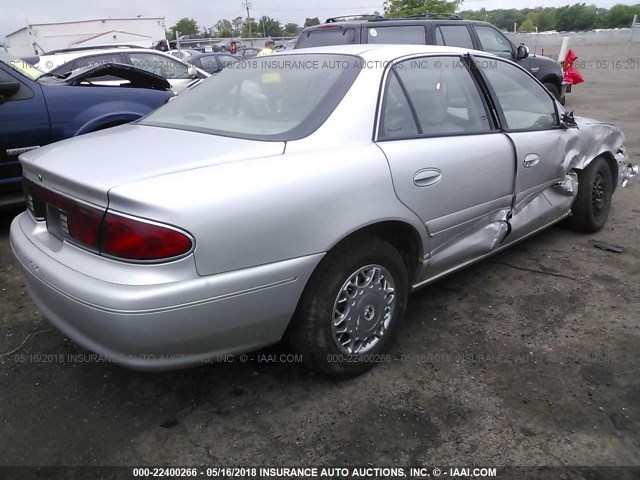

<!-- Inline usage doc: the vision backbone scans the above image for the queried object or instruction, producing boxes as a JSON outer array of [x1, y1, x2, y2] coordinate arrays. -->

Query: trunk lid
[[20, 124, 285, 206]]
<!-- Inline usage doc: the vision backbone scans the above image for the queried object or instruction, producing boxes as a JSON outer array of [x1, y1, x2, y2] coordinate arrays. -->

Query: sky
[[1, 0, 637, 38]]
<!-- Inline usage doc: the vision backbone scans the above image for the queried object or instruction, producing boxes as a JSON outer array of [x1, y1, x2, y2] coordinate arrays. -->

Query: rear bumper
[[10, 212, 322, 370]]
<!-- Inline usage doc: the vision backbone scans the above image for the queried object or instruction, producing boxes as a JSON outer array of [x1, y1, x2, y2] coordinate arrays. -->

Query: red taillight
[[64, 202, 104, 250], [24, 177, 193, 262], [24, 177, 103, 250], [101, 213, 193, 261]]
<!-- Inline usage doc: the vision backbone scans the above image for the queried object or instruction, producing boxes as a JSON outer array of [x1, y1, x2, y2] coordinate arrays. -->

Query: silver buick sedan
[[10, 45, 638, 378]]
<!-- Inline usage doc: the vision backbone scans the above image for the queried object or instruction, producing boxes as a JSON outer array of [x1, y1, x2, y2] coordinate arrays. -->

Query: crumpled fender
[[564, 116, 638, 188]]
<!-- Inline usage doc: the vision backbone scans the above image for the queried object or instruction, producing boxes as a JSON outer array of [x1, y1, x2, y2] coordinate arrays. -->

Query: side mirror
[[516, 45, 530, 60], [0, 80, 20, 102], [187, 65, 197, 79], [561, 111, 578, 129], [0, 80, 20, 95]]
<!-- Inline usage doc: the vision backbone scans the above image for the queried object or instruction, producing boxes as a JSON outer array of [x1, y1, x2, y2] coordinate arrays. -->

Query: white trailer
[[6, 17, 166, 57]]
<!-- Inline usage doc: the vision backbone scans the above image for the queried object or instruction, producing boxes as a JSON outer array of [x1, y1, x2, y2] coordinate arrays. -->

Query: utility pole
[[242, 2, 253, 38]]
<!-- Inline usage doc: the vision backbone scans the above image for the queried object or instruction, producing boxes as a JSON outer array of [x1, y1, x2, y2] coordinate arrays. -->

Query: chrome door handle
[[523, 154, 540, 168], [414, 168, 442, 187]]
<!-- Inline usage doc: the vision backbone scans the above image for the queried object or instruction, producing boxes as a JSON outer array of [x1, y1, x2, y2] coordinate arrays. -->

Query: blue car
[[0, 51, 174, 207]]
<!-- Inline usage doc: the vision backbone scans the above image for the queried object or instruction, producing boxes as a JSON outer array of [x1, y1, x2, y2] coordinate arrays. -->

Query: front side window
[[218, 55, 240, 68], [128, 53, 190, 79], [198, 56, 220, 72], [479, 58, 558, 130], [367, 26, 426, 44], [475, 26, 513, 59], [140, 54, 361, 141], [435, 25, 474, 49], [380, 56, 491, 139]]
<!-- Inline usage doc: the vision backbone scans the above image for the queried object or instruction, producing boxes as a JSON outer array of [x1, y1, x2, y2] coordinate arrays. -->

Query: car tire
[[220, 46, 227, 52], [288, 236, 408, 379], [544, 81, 563, 103], [568, 157, 613, 233]]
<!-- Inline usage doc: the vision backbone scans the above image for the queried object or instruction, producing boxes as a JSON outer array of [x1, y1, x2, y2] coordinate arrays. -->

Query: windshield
[[140, 53, 361, 141], [0, 50, 45, 80]]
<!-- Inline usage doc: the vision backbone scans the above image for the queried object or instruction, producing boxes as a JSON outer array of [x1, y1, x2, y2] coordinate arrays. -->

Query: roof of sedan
[[278, 44, 489, 60]]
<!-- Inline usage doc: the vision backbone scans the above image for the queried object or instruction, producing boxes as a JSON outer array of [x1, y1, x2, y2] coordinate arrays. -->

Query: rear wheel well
[[329, 221, 423, 281]]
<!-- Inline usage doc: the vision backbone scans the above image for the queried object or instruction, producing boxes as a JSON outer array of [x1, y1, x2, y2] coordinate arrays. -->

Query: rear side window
[[128, 53, 190, 79], [367, 26, 426, 44], [50, 53, 123, 77], [75, 53, 123, 69], [296, 28, 356, 48], [435, 25, 474, 49], [379, 56, 491, 139], [380, 72, 419, 139]]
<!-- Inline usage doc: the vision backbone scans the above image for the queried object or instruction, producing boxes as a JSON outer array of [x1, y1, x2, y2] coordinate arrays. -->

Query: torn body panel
[[507, 172, 578, 244], [565, 117, 638, 188], [425, 209, 511, 280]]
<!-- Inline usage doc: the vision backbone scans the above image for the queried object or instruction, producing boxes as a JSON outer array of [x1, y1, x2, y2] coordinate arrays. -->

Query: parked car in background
[[275, 39, 298, 51], [10, 45, 637, 378], [40, 47, 208, 92], [0, 50, 173, 207], [35, 45, 145, 71], [212, 39, 245, 52], [186, 52, 239, 74], [237, 47, 261, 59], [170, 34, 213, 50], [295, 14, 567, 103], [168, 49, 202, 60]]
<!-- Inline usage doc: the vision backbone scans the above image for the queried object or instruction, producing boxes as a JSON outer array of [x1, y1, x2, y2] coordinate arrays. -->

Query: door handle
[[414, 168, 442, 187], [523, 154, 540, 168]]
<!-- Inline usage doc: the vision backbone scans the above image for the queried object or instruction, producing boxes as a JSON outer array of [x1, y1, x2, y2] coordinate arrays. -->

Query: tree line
[[460, 4, 640, 32], [168, 3, 640, 39], [167, 17, 321, 40], [384, 1, 640, 31]]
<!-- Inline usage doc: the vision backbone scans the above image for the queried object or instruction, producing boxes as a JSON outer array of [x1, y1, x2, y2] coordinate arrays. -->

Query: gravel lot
[[0, 43, 638, 472]]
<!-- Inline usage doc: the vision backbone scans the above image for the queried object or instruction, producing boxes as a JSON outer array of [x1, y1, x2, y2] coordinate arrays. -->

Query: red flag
[[563, 49, 584, 86]]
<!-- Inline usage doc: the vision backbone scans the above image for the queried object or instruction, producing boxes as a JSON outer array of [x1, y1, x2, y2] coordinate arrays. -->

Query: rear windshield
[[295, 27, 357, 49], [140, 54, 361, 141]]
